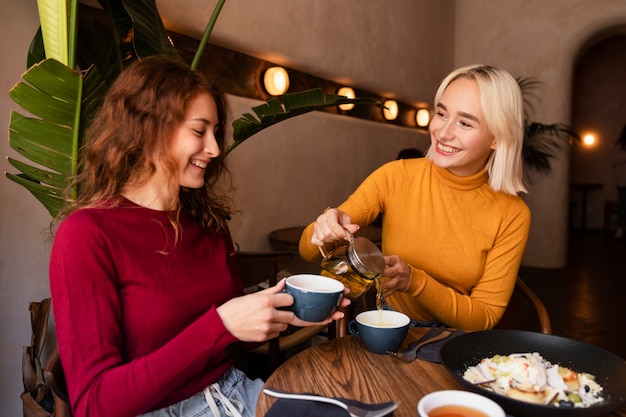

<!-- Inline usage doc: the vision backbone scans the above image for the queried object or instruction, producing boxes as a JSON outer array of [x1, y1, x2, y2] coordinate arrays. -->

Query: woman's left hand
[[382, 255, 411, 297]]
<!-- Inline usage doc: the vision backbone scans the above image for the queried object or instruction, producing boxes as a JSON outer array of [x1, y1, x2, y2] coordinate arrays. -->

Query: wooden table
[[257, 327, 626, 417], [257, 328, 456, 416]]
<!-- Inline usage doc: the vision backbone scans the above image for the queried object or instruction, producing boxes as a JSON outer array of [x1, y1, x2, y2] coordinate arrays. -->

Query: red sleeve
[[50, 211, 240, 417]]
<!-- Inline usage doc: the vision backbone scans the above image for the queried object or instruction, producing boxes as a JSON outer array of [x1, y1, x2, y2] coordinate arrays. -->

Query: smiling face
[[429, 77, 496, 177], [170, 92, 220, 189]]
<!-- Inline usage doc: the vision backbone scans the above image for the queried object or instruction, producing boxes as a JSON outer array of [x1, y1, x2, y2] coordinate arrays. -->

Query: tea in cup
[[348, 310, 410, 354], [417, 390, 505, 417], [285, 274, 344, 322]]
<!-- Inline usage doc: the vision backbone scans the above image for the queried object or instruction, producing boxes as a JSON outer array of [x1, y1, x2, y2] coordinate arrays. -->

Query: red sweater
[[50, 199, 243, 416]]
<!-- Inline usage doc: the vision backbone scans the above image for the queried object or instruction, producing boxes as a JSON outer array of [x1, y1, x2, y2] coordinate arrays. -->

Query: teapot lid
[[349, 237, 385, 276]]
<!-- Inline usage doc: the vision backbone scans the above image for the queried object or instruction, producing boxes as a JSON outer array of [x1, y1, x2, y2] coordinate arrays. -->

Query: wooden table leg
[[334, 306, 349, 338]]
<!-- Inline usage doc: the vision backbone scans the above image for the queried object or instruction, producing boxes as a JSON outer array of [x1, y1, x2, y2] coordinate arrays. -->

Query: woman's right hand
[[310, 208, 360, 246], [216, 282, 295, 342], [216, 279, 349, 342]]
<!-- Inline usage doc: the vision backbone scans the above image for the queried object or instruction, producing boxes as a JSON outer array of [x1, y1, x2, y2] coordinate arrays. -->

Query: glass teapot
[[319, 232, 385, 299]]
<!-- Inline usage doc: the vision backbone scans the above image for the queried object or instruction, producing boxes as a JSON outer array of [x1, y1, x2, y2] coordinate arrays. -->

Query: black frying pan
[[439, 329, 626, 417]]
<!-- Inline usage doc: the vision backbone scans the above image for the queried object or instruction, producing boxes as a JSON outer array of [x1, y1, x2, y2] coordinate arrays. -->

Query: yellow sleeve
[[389, 197, 531, 330]]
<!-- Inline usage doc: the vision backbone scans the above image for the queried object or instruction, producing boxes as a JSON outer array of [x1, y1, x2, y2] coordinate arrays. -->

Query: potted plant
[[518, 77, 580, 179], [6, 0, 379, 219]]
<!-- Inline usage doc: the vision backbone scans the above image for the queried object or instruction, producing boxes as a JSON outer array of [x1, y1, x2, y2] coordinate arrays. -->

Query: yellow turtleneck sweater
[[299, 158, 531, 331]]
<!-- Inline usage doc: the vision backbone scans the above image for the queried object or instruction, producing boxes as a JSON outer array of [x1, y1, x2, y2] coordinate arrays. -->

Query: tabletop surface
[[256, 328, 626, 417]]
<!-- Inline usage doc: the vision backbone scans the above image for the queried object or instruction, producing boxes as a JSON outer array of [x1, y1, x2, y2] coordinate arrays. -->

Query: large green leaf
[[7, 158, 67, 189], [8, 113, 74, 175], [77, 0, 177, 78], [6, 172, 65, 217], [5, 59, 85, 217], [11, 0, 174, 218], [36, 0, 70, 65], [227, 89, 381, 155], [117, 0, 177, 58]]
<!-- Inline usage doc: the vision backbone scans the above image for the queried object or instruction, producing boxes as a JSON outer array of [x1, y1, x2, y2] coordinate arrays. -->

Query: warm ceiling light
[[583, 133, 596, 146], [337, 87, 356, 111], [383, 100, 398, 121], [263, 67, 289, 96], [416, 108, 430, 127]]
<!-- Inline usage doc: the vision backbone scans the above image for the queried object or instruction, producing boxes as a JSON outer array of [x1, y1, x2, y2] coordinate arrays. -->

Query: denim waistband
[[138, 366, 263, 417]]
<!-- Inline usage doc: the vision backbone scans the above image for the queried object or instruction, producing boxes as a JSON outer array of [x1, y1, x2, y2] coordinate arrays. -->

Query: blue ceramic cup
[[285, 274, 344, 322], [349, 310, 410, 354]]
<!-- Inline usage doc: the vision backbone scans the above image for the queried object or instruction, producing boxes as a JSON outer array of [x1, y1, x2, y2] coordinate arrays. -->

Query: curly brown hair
[[58, 55, 233, 234]]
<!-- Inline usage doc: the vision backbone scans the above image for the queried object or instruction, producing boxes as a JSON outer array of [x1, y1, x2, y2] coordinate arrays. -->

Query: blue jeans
[[139, 366, 263, 417]]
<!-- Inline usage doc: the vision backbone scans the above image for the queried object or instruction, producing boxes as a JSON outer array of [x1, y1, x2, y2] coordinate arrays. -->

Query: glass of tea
[[417, 390, 505, 417]]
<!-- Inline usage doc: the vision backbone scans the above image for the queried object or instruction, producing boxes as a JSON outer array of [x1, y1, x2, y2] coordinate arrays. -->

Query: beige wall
[[180, 0, 455, 250], [454, 0, 626, 267]]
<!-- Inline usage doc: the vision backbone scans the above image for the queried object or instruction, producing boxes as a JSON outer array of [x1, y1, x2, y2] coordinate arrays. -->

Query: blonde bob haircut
[[426, 64, 527, 195]]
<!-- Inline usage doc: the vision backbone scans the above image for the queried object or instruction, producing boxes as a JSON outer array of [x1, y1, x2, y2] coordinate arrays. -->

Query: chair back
[[235, 250, 295, 290], [43, 348, 73, 417], [515, 276, 552, 334], [496, 276, 552, 334]]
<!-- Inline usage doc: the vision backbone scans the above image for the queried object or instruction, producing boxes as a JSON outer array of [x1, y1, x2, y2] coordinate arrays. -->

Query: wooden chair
[[496, 276, 552, 334], [43, 348, 73, 417], [235, 250, 328, 372], [514, 275, 552, 334]]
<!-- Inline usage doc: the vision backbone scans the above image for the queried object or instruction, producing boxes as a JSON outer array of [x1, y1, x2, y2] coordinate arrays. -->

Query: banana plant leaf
[[5, 59, 89, 217], [29, 0, 177, 78], [36, 0, 71, 66], [76, 0, 177, 78], [227, 88, 381, 155], [116, 0, 177, 58], [9, 0, 381, 217], [10, 0, 175, 218]]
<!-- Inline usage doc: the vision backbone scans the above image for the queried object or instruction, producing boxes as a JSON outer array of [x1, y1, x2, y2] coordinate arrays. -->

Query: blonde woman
[[300, 64, 531, 331]]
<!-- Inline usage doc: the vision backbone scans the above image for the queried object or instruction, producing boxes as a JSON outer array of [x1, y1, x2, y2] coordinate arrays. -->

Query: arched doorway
[[570, 29, 626, 232]]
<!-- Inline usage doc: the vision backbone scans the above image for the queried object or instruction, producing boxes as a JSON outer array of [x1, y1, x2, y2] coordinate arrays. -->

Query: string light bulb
[[383, 100, 399, 121], [337, 87, 356, 111], [416, 108, 430, 127], [263, 67, 290, 96]]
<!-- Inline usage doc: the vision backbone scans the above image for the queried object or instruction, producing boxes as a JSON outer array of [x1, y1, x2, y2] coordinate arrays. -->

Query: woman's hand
[[311, 208, 360, 246], [290, 284, 351, 327], [382, 255, 411, 298], [217, 279, 350, 342]]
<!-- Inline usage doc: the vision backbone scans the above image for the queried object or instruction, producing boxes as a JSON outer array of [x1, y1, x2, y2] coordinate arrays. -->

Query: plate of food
[[439, 329, 626, 417]]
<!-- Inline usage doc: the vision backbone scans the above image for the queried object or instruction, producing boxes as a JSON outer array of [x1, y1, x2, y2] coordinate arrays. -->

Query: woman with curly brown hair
[[49, 55, 347, 417]]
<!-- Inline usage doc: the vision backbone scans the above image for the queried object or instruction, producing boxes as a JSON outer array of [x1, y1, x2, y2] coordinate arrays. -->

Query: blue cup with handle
[[285, 274, 344, 322], [349, 310, 410, 354]]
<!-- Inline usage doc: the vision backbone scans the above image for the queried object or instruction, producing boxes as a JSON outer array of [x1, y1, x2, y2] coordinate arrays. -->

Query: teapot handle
[[317, 229, 355, 258]]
